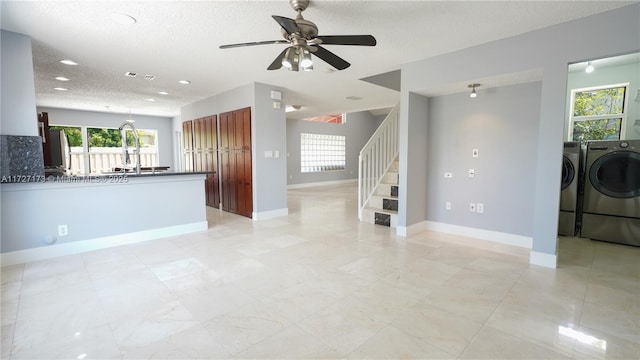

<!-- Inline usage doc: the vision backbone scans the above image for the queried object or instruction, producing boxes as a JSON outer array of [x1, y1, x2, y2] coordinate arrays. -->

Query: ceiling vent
[[125, 72, 137, 77]]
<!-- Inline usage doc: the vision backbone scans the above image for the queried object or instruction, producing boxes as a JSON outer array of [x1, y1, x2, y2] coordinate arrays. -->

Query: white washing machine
[[558, 142, 581, 236], [581, 140, 640, 246]]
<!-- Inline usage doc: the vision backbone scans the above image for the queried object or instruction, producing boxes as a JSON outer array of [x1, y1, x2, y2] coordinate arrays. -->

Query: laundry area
[[559, 52, 640, 246]]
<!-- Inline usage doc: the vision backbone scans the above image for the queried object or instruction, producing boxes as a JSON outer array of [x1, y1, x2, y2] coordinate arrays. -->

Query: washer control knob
[[620, 141, 629, 148]]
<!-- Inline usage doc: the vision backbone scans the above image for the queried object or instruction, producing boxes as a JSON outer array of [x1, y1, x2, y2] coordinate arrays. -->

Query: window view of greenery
[[50, 125, 82, 146], [571, 86, 626, 141], [48, 125, 158, 174]]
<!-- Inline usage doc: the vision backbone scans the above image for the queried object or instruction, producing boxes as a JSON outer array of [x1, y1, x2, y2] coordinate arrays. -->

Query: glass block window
[[300, 133, 346, 173]]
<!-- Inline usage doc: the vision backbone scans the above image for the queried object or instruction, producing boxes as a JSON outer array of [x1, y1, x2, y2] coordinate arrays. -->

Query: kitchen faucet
[[118, 120, 141, 175]]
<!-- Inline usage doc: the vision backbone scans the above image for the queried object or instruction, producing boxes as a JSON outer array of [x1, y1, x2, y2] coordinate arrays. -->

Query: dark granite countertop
[[1, 171, 214, 184]]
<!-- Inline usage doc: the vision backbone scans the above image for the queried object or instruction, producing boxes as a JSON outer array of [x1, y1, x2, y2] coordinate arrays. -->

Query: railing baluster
[[357, 103, 400, 220]]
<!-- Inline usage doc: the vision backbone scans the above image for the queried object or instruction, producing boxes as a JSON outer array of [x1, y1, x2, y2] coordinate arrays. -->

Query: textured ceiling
[[0, 1, 634, 120]]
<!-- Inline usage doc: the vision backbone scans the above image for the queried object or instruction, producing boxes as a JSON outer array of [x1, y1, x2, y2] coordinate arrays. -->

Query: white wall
[[37, 107, 175, 169], [286, 111, 383, 185], [1, 30, 38, 136], [565, 61, 640, 140], [399, 3, 640, 266]]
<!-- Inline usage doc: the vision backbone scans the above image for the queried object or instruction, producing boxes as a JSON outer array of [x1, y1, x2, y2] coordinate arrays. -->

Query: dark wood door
[[38, 112, 52, 166], [219, 107, 252, 218], [182, 120, 194, 172]]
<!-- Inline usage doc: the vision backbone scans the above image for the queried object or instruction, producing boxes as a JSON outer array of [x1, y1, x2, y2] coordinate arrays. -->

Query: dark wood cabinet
[[38, 112, 52, 166], [219, 107, 252, 218], [185, 116, 220, 208], [182, 120, 194, 172], [183, 108, 251, 216]]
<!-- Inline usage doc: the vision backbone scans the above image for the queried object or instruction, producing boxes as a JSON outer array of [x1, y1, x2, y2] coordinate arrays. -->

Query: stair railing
[[358, 102, 400, 220]]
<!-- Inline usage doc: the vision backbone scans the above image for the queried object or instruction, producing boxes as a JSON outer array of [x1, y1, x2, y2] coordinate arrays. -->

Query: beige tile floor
[[1, 183, 639, 359]]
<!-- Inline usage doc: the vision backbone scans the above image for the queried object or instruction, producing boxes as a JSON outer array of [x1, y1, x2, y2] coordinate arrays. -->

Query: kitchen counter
[[1, 172, 210, 265], [0, 170, 214, 184]]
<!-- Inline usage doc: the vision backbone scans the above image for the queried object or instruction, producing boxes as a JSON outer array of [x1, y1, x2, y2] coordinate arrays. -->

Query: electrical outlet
[[468, 169, 475, 178], [469, 203, 476, 212], [477, 203, 484, 213], [445, 201, 451, 210], [58, 224, 68, 237]]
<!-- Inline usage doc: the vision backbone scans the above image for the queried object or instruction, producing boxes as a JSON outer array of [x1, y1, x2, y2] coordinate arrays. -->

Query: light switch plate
[[472, 149, 479, 158]]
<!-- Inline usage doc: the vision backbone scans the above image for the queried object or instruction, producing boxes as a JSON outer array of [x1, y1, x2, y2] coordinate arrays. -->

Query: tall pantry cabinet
[[182, 116, 219, 208], [219, 107, 252, 218], [182, 107, 252, 218]]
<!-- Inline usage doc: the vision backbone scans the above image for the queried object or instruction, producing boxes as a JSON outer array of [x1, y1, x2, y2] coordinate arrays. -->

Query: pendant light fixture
[[585, 61, 594, 73], [282, 46, 314, 72], [468, 83, 480, 98]]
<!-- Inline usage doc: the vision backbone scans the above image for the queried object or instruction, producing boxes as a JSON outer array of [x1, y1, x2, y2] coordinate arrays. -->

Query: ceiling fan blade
[[220, 40, 289, 49], [315, 35, 377, 46], [272, 15, 299, 35], [312, 45, 350, 70], [267, 48, 289, 70]]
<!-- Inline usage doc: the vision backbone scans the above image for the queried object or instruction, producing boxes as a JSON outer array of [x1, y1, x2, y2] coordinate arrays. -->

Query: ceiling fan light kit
[[220, 0, 376, 72]]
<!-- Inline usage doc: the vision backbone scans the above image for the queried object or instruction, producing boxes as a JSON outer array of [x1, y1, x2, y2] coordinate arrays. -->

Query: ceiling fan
[[219, 0, 377, 71]]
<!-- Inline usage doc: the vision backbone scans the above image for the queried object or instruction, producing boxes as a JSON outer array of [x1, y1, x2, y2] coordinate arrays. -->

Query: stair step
[[368, 195, 398, 209], [362, 207, 398, 228]]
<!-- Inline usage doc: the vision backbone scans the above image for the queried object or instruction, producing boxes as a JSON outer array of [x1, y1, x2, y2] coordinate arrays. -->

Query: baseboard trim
[[0, 221, 208, 266], [287, 179, 356, 189], [253, 208, 289, 220], [424, 221, 533, 249], [396, 221, 428, 237], [529, 250, 558, 269]]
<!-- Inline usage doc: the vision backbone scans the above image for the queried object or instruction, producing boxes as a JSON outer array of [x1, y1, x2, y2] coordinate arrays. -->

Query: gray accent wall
[[399, 3, 640, 259], [37, 107, 175, 169], [286, 111, 383, 185], [427, 82, 541, 236]]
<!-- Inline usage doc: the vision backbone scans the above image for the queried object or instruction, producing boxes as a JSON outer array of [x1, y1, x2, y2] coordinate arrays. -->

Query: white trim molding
[[396, 221, 428, 237], [252, 208, 289, 220], [0, 221, 208, 266], [529, 250, 558, 269], [287, 179, 356, 189], [424, 221, 533, 248]]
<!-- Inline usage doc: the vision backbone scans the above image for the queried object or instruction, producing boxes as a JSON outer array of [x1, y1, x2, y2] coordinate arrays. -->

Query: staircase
[[361, 157, 399, 227], [358, 103, 400, 227]]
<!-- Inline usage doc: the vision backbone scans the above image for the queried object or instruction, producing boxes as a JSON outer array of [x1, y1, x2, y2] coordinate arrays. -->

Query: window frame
[[49, 124, 159, 175], [568, 83, 629, 141]]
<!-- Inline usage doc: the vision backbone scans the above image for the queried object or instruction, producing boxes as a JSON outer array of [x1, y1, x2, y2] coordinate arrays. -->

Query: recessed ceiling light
[[110, 13, 137, 25], [60, 59, 78, 66], [158, 91, 169, 95], [55, 76, 70, 81], [178, 80, 191, 85], [144, 74, 155, 81], [54, 87, 68, 91], [146, 98, 156, 102]]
